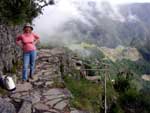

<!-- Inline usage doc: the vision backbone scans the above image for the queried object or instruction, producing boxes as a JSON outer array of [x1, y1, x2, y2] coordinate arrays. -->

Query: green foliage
[[111, 59, 150, 90], [115, 59, 150, 75], [3, 60, 22, 74], [0, 0, 37, 24], [120, 88, 140, 105], [119, 88, 150, 113], [63, 56, 150, 113], [0, 0, 53, 24], [114, 71, 133, 93], [0, 87, 7, 95], [64, 76, 102, 113], [110, 103, 125, 113], [51, 78, 65, 88], [111, 69, 150, 113], [106, 81, 119, 111]]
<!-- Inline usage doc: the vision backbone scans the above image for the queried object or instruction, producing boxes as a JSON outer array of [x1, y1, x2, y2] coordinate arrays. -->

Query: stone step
[[4, 49, 82, 113]]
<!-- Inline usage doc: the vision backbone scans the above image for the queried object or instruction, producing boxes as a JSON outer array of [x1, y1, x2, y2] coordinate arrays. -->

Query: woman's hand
[[18, 43, 23, 49], [33, 39, 40, 45]]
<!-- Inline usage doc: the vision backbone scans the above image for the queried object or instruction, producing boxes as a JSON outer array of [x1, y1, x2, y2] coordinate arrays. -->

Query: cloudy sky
[[33, 0, 150, 42], [107, 0, 150, 4]]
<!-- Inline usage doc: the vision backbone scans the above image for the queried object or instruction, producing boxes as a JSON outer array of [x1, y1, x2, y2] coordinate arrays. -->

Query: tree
[[0, 0, 55, 24]]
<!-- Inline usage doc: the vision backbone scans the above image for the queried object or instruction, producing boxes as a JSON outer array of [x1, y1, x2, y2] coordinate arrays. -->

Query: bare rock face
[[0, 97, 16, 113], [0, 24, 22, 74]]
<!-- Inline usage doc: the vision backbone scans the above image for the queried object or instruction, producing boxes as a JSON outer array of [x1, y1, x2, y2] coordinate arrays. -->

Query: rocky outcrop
[[0, 97, 16, 113], [0, 24, 22, 74]]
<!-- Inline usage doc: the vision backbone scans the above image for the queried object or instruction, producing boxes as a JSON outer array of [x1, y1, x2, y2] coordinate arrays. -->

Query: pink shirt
[[16, 32, 39, 52]]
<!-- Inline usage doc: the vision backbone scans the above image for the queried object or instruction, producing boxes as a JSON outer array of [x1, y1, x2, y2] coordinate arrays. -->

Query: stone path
[[2, 49, 79, 113]]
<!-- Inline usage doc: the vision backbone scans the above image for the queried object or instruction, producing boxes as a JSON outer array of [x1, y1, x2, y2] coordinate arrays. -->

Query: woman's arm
[[16, 35, 23, 48], [33, 33, 40, 45], [33, 38, 40, 45]]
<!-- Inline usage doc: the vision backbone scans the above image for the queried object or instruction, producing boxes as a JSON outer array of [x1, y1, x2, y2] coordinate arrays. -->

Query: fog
[[33, 0, 149, 48], [33, 0, 119, 44]]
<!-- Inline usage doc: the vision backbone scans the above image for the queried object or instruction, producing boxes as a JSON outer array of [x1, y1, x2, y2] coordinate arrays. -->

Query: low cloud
[[33, 0, 140, 49]]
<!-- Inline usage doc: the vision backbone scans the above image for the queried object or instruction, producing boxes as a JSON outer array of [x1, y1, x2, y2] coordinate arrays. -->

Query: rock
[[45, 81, 54, 86], [0, 97, 16, 113], [18, 101, 32, 113], [29, 76, 38, 82], [33, 81, 44, 86], [43, 88, 62, 96], [44, 109, 60, 113], [50, 48, 66, 55], [21, 95, 40, 104], [43, 71, 51, 76], [34, 103, 49, 111], [15, 83, 32, 92], [43, 111, 58, 113], [44, 94, 65, 100], [13, 98, 22, 103], [10, 92, 21, 99], [46, 98, 62, 107], [0, 24, 22, 74], [3, 97, 12, 102], [70, 110, 87, 113], [54, 101, 68, 110], [29, 92, 41, 104]]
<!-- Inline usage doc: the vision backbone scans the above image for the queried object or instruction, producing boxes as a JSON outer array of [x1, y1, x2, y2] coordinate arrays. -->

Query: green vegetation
[[3, 60, 22, 74], [115, 59, 150, 75], [63, 72, 150, 113], [63, 48, 150, 113], [64, 76, 102, 113], [0, 0, 53, 24], [51, 77, 65, 88], [114, 74, 150, 113], [0, 87, 7, 95]]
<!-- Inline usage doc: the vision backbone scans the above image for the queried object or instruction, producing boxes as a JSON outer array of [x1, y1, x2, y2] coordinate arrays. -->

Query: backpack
[[0, 76, 16, 91]]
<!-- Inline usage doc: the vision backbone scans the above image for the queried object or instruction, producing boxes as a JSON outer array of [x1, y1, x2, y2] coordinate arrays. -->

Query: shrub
[[64, 76, 102, 113], [0, 0, 53, 24]]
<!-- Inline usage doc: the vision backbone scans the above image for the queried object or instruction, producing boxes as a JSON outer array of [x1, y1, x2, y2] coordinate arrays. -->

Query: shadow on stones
[[0, 77, 5, 89], [11, 100, 23, 113]]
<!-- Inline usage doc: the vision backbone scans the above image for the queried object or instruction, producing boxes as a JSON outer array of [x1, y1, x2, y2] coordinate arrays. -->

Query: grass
[[51, 77, 66, 88], [0, 87, 8, 95], [64, 76, 102, 113]]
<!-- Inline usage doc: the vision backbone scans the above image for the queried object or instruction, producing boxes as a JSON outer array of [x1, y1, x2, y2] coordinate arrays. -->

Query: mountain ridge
[[55, 2, 150, 49]]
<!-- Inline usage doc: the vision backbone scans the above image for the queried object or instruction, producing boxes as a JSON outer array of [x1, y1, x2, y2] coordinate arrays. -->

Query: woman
[[16, 23, 40, 82]]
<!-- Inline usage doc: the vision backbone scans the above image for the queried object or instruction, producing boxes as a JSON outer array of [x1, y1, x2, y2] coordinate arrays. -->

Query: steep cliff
[[0, 24, 22, 74]]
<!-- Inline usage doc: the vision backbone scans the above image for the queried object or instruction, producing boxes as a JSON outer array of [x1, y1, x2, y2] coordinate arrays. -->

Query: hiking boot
[[22, 80, 26, 84], [29, 75, 34, 80]]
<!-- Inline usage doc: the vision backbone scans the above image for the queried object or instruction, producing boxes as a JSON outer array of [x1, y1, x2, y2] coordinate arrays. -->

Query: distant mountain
[[59, 2, 150, 49], [118, 3, 150, 46]]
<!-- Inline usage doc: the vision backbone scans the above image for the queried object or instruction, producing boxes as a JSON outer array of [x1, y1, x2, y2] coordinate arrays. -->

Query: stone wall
[[0, 24, 22, 74]]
